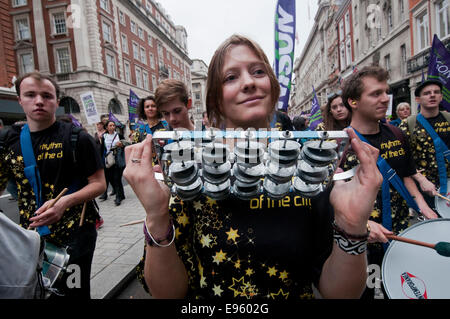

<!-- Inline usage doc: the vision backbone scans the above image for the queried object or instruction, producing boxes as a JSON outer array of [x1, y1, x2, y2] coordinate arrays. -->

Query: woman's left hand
[[330, 128, 383, 234]]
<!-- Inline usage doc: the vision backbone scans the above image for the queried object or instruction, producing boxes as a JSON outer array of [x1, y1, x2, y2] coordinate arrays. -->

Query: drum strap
[[352, 128, 421, 232], [416, 113, 449, 195], [20, 124, 51, 236]]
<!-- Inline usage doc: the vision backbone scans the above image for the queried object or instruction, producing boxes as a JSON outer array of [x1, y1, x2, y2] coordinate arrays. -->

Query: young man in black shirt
[[0, 72, 106, 298]]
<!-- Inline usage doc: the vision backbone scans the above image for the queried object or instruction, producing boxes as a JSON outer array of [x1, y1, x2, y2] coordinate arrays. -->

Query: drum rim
[[381, 218, 450, 299]]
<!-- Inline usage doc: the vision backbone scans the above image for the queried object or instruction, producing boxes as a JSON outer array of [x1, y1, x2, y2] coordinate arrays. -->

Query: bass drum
[[435, 179, 450, 218], [382, 219, 450, 299]]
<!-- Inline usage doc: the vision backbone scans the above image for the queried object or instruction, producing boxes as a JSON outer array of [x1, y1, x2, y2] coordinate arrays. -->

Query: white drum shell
[[435, 179, 450, 218]]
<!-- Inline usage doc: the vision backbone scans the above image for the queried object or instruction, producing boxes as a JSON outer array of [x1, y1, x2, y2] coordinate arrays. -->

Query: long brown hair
[[322, 93, 351, 130], [206, 34, 280, 128]]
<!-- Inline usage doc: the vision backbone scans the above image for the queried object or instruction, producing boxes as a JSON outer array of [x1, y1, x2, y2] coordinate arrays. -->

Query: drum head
[[435, 179, 450, 218], [382, 219, 450, 299]]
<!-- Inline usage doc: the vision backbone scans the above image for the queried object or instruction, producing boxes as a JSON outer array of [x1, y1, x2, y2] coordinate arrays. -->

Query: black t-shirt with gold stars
[[0, 121, 103, 246], [137, 188, 334, 300], [399, 112, 450, 189], [341, 123, 416, 264]]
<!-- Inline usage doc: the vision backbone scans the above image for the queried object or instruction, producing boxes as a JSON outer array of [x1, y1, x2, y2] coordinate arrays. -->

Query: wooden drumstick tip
[[79, 202, 87, 227], [436, 193, 450, 203]]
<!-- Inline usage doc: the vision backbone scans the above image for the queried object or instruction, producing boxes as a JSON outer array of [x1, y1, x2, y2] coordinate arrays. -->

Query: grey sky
[[158, 0, 318, 66]]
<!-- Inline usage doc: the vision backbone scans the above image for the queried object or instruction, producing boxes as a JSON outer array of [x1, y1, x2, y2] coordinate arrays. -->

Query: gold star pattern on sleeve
[[212, 250, 227, 265], [266, 266, 278, 277], [212, 284, 223, 296], [226, 227, 240, 243], [279, 270, 289, 281]]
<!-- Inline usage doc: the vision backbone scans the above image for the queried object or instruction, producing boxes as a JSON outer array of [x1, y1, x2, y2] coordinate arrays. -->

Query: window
[[339, 20, 344, 41], [108, 99, 122, 114], [140, 47, 146, 64], [387, 7, 393, 32], [344, 12, 350, 35], [102, 21, 112, 43], [152, 74, 157, 91], [131, 21, 136, 34], [143, 71, 149, 90], [417, 12, 429, 50], [400, 44, 407, 74], [354, 5, 358, 25], [121, 34, 128, 54], [119, 11, 125, 25], [149, 53, 155, 69], [52, 12, 67, 35], [340, 44, 346, 70], [146, 1, 152, 12], [100, 0, 109, 12], [18, 52, 34, 74], [133, 42, 139, 60], [106, 53, 116, 77], [124, 61, 131, 83], [436, 0, 449, 39], [138, 27, 144, 39], [399, 0, 405, 21], [55, 47, 71, 73], [135, 66, 142, 88], [384, 54, 391, 71], [15, 17, 30, 40], [12, 0, 26, 7], [148, 35, 153, 47]]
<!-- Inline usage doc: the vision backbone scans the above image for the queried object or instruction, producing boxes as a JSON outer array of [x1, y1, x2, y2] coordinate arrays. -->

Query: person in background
[[132, 96, 169, 144], [100, 121, 125, 206], [316, 92, 351, 131], [390, 102, 411, 127]]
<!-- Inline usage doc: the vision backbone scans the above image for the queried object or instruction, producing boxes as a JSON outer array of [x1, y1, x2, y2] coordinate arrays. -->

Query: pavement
[[90, 184, 151, 299]]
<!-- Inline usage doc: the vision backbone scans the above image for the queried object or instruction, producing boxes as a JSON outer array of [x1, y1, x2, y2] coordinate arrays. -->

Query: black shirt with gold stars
[[0, 121, 103, 246], [398, 112, 450, 189], [137, 188, 334, 300]]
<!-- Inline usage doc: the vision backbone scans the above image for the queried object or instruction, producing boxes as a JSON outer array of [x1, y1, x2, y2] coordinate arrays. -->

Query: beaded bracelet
[[332, 220, 370, 255], [143, 219, 175, 248]]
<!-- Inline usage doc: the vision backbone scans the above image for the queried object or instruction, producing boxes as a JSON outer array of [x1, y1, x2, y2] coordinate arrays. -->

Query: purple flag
[[128, 89, 139, 123], [274, 0, 296, 112], [68, 114, 82, 127], [109, 111, 124, 127], [427, 35, 450, 112], [308, 86, 322, 130]]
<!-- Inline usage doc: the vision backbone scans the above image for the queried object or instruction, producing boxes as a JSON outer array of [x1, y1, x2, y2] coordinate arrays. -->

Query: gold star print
[[174, 227, 182, 239], [270, 288, 289, 300], [176, 213, 189, 227], [17, 156, 23, 161], [212, 250, 227, 265], [200, 234, 213, 248], [267, 266, 277, 277], [234, 259, 241, 269], [206, 197, 216, 207], [226, 227, 240, 243], [245, 268, 254, 276], [279, 270, 288, 281], [228, 276, 247, 297], [193, 200, 202, 211], [169, 196, 176, 207], [370, 210, 380, 218], [212, 284, 223, 296]]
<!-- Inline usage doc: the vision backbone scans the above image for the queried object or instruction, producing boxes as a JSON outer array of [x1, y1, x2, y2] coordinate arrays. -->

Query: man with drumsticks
[[0, 72, 106, 298], [340, 66, 438, 299], [399, 79, 450, 214]]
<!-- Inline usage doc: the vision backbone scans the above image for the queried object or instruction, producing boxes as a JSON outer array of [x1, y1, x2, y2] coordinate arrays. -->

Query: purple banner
[[129, 89, 139, 123], [274, 0, 296, 112], [308, 86, 322, 130], [428, 35, 450, 112]]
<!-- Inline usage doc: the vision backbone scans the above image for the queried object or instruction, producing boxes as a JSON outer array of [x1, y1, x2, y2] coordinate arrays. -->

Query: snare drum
[[435, 179, 450, 218], [41, 241, 70, 292], [382, 219, 450, 299]]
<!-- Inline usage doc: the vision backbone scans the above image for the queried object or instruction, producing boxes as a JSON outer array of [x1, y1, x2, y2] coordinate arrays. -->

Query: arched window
[[108, 98, 122, 114], [60, 96, 80, 113]]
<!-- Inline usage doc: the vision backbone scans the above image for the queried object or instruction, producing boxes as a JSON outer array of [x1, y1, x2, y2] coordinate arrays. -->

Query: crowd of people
[[0, 33, 448, 300]]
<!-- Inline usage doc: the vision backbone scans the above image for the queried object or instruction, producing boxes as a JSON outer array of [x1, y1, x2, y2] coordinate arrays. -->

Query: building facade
[[190, 59, 208, 127], [290, 0, 450, 118], [1, 0, 192, 135]]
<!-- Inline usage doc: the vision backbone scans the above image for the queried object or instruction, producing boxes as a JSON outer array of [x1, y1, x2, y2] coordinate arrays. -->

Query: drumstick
[[28, 188, 69, 230], [119, 219, 145, 227], [435, 193, 450, 203], [386, 234, 450, 257], [79, 202, 87, 227]]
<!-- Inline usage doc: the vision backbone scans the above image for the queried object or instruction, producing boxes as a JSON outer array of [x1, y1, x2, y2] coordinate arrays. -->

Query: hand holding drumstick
[[29, 188, 69, 229]]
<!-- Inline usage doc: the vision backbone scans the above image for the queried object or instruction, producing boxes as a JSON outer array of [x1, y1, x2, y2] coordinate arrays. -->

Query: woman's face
[[397, 106, 411, 120], [144, 99, 158, 120], [107, 122, 116, 133], [220, 45, 273, 129], [329, 96, 349, 122]]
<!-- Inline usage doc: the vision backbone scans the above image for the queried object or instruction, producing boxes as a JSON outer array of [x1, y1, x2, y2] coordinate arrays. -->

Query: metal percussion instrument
[[153, 129, 351, 201], [382, 219, 450, 299], [41, 241, 70, 297], [435, 178, 450, 218]]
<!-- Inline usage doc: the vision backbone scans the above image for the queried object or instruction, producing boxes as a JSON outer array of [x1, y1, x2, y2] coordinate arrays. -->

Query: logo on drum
[[400, 272, 428, 299]]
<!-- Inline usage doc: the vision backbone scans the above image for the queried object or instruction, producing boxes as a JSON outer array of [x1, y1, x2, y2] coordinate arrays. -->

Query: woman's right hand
[[123, 135, 170, 220]]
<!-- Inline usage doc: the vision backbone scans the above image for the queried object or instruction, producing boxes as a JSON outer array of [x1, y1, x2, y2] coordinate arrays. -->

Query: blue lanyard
[[351, 127, 421, 232], [20, 124, 51, 236], [416, 114, 449, 195]]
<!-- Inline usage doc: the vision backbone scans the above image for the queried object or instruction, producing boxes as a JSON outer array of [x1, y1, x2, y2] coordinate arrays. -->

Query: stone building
[[0, 0, 192, 135]]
